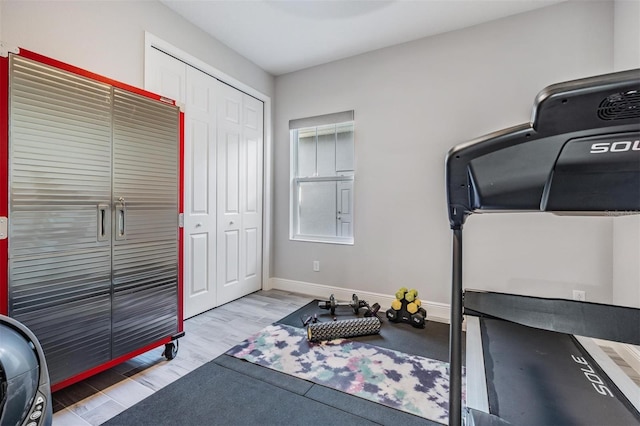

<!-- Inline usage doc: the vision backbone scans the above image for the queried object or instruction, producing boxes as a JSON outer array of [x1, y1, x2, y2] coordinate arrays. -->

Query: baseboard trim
[[268, 277, 450, 324]]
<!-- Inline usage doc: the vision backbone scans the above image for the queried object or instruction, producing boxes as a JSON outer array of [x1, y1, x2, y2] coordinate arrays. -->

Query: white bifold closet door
[[146, 48, 264, 318], [215, 82, 263, 306]]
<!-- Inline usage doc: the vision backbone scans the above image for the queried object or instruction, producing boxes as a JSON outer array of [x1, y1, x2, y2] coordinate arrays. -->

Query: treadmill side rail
[[465, 316, 490, 414], [465, 408, 513, 426]]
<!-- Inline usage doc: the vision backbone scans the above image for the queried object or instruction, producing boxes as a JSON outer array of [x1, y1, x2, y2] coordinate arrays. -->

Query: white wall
[[0, 0, 274, 98], [614, 0, 640, 71], [613, 216, 640, 308], [273, 1, 617, 305], [612, 0, 640, 309]]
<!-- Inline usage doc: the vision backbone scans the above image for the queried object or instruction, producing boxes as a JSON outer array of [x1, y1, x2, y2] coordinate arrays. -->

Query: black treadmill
[[444, 69, 640, 425]]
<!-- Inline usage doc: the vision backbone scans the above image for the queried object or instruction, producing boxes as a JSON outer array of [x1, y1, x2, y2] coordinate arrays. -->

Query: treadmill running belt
[[480, 318, 640, 426]]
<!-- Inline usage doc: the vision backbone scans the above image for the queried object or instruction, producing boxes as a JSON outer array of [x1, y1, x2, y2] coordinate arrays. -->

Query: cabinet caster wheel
[[163, 341, 178, 360]]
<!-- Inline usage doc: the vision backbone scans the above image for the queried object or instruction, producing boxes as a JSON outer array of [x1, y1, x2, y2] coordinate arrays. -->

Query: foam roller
[[306, 317, 381, 342]]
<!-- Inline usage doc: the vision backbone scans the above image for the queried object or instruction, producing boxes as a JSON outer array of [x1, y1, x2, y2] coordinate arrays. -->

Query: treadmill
[[444, 69, 640, 425]]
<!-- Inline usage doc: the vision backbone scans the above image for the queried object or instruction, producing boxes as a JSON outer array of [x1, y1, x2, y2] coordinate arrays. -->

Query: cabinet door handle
[[97, 204, 110, 242], [115, 198, 126, 240], [118, 209, 125, 238]]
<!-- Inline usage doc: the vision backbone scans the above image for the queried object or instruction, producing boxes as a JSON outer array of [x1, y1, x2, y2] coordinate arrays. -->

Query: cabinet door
[[8, 55, 113, 384], [111, 88, 180, 357]]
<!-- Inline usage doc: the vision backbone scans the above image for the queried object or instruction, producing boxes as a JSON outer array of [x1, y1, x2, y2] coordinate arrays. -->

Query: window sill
[[290, 235, 354, 245]]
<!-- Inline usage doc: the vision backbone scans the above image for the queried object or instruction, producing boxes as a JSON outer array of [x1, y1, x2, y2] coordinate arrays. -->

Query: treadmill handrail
[[446, 68, 640, 228], [464, 290, 640, 346]]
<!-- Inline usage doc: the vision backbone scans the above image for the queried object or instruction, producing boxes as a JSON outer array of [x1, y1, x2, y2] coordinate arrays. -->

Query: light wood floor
[[601, 345, 640, 386], [51, 290, 640, 425], [52, 290, 313, 426]]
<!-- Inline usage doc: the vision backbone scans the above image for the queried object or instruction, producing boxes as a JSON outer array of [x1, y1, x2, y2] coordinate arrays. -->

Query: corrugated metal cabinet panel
[[5, 53, 181, 386], [111, 88, 179, 358], [8, 55, 113, 384]]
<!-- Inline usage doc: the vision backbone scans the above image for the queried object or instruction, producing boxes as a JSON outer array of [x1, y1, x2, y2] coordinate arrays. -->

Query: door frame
[[143, 32, 273, 295]]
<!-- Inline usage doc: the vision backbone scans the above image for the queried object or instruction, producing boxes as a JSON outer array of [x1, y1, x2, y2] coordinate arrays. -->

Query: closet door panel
[[111, 89, 180, 357], [216, 85, 263, 305], [240, 94, 263, 287], [7, 55, 113, 384], [216, 85, 242, 304], [182, 65, 217, 318]]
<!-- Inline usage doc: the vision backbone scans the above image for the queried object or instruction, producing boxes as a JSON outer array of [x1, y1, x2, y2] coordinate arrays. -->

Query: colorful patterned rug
[[226, 323, 464, 424]]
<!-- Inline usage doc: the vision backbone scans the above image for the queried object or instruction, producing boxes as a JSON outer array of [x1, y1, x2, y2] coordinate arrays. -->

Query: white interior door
[[238, 92, 264, 299], [146, 47, 265, 316], [145, 48, 186, 105], [146, 49, 217, 318], [182, 66, 218, 318], [216, 83, 264, 305]]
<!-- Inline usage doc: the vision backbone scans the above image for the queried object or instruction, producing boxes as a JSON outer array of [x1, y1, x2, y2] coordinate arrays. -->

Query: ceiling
[[160, 0, 564, 76]]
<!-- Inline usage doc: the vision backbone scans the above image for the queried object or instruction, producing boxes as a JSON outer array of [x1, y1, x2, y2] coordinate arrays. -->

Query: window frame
[[289, 113, 355, 245]]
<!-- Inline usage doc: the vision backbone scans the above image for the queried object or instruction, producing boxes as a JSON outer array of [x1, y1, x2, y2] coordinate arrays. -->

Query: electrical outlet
[[313, 261, 320, 272], [573, 290, 586, 301]]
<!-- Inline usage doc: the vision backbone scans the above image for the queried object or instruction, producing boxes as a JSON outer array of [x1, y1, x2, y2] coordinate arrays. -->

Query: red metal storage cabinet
[[0, 48, 184, 391]]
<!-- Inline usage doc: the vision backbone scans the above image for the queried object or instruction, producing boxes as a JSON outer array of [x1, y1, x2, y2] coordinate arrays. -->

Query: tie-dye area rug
[[226, 323, 464, 424]]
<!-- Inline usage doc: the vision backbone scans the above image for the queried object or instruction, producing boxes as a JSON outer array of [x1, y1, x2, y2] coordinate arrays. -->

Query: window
[[290, 111, 354, 244]]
